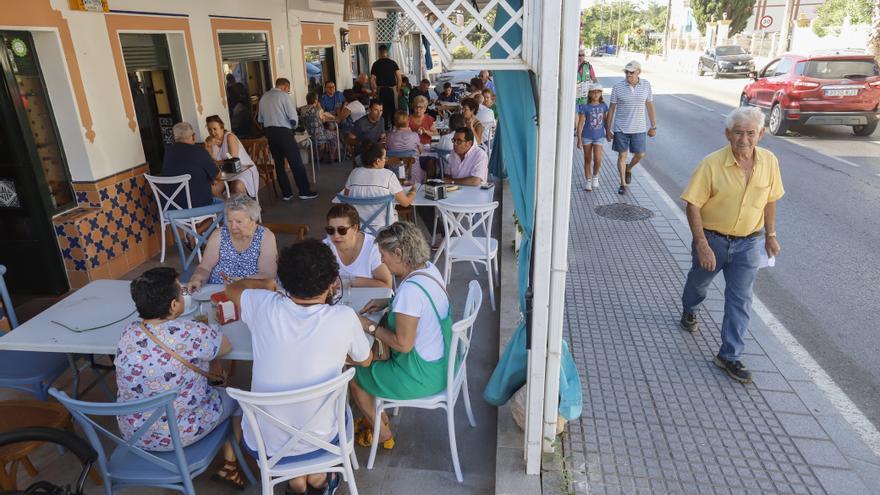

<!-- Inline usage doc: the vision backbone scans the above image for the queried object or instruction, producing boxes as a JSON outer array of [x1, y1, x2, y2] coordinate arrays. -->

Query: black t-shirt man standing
[[370, 44, 402, 130]]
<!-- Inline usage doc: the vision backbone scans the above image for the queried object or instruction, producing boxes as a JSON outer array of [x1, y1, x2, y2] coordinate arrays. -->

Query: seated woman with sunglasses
[[225, 239, 373, 495], [324, 204, 393, 288], [350, 222, 452, 450]]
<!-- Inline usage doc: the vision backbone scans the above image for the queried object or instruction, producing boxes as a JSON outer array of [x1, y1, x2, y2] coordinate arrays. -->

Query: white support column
[[541, 0, 580, 453], [523, 0, 565, 475]]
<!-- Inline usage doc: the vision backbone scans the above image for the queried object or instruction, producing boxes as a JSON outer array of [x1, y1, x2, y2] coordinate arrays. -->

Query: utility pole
[[777, 0, 795, 55], [663, 0, 672, 59]]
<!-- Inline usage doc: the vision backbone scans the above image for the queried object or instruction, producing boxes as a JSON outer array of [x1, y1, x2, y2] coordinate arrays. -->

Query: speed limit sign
[[760, 15, 773, 28]]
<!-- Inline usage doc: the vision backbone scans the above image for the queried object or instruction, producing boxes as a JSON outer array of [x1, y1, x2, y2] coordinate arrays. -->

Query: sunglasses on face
[[625, 70, 636, 75], [578, 53, 585, 57], [325, 226, 353, 235]]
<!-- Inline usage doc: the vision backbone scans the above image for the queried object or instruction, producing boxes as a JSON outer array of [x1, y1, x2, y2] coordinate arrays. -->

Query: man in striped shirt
[[606, 60, 657, 195]]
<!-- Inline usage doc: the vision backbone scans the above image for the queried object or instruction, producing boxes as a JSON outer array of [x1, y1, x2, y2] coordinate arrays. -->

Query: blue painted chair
[[386, 149, 418, 158], [335, 194, 394, 236], [0, 265, 70, 401], [49, 388, 256, 495], [164, 201, 226, 282], [434, 148, 451, 178]]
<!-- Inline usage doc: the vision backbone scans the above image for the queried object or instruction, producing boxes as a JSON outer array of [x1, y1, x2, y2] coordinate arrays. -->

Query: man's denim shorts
[[611, 132, 647, 154]]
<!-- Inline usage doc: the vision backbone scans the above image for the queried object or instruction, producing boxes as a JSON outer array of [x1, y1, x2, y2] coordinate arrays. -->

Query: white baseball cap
[[624, 60, 641, 72], [588, 83, 604, 92]]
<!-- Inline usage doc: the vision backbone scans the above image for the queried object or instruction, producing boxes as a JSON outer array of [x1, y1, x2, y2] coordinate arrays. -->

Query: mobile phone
[[480, 183, 495, 190]]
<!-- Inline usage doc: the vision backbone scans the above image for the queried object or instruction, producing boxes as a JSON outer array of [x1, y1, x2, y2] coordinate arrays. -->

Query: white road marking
[[825, 155, 862, 168], [639, 167, 880, 457], [668, 94, 716, 112]]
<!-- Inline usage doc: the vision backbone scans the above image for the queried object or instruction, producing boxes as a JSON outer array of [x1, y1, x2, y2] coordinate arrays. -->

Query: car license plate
[[736, 65, 746, 69], [824, 89, 858, 97]]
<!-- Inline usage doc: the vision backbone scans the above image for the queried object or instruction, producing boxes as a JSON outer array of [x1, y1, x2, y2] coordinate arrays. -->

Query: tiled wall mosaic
[[52, 164, 162, 288]]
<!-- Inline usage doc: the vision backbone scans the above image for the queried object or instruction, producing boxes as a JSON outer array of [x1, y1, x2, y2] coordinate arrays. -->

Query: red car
[[740, 52, 880, 136]]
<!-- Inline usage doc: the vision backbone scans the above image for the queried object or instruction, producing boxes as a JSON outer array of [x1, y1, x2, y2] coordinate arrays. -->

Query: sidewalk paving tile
[[560, 150, 880, 494]]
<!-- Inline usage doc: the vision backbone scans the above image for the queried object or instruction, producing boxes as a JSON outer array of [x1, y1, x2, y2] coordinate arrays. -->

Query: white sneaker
[[584, 178, 593, 191], [592, 177, 599, 189]]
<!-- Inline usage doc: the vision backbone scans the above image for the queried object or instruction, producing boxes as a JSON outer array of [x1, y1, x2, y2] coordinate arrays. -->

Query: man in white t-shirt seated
[[474, 93, 496, 129], [225, 239, 373, 495]]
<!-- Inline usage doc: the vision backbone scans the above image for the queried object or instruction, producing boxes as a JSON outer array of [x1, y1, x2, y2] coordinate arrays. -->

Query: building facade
[[0, 0, 376, 296]]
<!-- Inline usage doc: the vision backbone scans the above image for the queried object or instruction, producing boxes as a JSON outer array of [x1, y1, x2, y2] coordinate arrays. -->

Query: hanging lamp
[[343, 0, 375, 22]]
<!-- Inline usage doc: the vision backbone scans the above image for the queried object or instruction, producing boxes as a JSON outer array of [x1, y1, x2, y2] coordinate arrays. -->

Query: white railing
[[393, 0, 534, 70]]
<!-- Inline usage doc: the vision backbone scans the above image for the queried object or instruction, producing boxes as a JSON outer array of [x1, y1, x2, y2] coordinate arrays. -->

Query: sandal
[[355, 424, 395, 449], [211, 459, 246, 490], [304, 472, 340, 495], [354, 417, 370, 435]]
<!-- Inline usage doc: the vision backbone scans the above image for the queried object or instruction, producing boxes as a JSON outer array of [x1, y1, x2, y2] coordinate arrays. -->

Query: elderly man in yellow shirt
[[679, 106, 784, 384]]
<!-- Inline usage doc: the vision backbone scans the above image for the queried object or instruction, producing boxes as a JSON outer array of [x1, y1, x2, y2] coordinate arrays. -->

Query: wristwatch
[[766, 232, 777, 238], [367, 324, 377, 334]]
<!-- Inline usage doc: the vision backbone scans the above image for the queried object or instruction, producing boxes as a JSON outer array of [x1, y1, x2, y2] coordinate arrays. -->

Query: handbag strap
[[138, 322, 224, 383]]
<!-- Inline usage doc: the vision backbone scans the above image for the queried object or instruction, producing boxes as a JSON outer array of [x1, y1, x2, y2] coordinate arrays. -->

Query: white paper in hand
[[758, 251, 776, 269]]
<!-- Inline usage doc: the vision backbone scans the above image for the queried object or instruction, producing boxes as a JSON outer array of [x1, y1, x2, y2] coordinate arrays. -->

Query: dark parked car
[[740, 52, 880, 136], [697, 45, 755, 78]]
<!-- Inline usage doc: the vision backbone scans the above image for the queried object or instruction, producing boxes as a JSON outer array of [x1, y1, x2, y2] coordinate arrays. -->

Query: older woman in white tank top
[[205, 115, 260, 198]]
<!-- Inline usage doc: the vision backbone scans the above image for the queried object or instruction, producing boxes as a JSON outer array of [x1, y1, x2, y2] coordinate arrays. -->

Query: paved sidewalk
[[560, 148, 880, 494]]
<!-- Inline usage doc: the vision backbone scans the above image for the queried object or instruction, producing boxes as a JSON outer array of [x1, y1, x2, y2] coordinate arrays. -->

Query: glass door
[[0, 31, 71, 295], [350, 44, 369, 85], [121, 34, 182, 174], [304, 46, 337, 94]]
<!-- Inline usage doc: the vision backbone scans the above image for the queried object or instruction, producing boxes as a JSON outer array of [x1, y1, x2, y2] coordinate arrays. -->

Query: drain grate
[[594, 202, 655, 222]]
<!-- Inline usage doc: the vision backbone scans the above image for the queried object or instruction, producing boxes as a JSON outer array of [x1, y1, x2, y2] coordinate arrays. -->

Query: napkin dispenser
[[210, 292, 240, 324], [424, 179, 447, 200], [222, 157, 241, 173]]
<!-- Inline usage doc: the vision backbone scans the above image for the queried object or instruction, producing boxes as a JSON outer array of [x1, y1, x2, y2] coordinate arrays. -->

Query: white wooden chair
[[226, 368, 360, 495], [436, 201, 500, 310], [366, 280, 483, 482], [480, 122, 497, 158], [144, 174, 217, 263]]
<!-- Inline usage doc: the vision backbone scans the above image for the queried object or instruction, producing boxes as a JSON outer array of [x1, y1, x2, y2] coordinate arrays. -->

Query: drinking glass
[[341, 274, 353, 305]]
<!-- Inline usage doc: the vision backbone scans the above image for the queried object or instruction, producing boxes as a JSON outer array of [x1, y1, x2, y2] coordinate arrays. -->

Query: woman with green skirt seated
[[351, 221, 453, 449]]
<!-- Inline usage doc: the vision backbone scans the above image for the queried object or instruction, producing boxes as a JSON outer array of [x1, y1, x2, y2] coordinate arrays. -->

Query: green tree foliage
[[690, 0, 753, 36], [811, 0, 872, 36], [580, 1, 667, 49]]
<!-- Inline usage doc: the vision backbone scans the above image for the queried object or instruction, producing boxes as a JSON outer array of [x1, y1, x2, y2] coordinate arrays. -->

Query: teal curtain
[[483, 0, 537, 406], [482, 0, 582, 421]]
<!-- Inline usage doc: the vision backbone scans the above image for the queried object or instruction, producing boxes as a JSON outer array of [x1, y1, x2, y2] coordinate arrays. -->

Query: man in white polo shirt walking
[[606, 60, 657, 195]]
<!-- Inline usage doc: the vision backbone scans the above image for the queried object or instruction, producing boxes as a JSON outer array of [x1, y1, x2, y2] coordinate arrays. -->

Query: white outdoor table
[[411, 183, 496, 207], [0, 280, 392, 361]]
